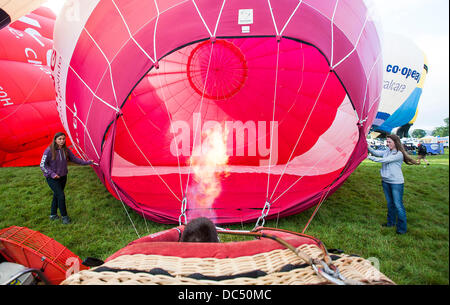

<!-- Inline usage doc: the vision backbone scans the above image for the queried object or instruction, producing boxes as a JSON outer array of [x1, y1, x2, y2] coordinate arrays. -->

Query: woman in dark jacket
[[40, 132, 93, 224], [417, 141, 430, 166]]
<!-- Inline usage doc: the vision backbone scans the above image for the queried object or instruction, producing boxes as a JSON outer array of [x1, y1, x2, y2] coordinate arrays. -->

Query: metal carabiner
[[178, 197, 188, 226], [253, 200, 271, 230], [312, 261, 346, 285]]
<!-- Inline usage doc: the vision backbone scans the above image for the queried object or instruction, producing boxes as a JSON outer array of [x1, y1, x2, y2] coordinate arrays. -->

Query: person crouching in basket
[[180, 217, 220, 242]]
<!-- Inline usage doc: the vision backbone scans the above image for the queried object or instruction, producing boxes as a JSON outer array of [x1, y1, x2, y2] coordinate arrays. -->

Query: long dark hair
[[50, 132, 68, 160], [387, 134, 419, 165]]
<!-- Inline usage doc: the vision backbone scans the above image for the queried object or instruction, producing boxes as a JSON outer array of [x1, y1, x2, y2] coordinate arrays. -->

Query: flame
[[188, 123, 229, 212]]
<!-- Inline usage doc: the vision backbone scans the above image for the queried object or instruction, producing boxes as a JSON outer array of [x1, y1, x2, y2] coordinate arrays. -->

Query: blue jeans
[[381, 181, 407, 233], [46, 176, 68, 217]]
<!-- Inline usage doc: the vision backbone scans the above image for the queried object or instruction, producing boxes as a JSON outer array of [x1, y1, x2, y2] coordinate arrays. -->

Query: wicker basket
[[61, 243, 394, 285]]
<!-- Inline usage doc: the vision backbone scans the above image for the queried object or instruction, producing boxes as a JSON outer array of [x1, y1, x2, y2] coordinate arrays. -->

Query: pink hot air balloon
[[0, 7, 74, 167], [52, 0, 383, 224]]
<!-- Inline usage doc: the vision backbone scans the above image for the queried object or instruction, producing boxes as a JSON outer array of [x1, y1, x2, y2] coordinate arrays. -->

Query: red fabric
[[0, 8, 75, 167], [106, 228, 318, 262]]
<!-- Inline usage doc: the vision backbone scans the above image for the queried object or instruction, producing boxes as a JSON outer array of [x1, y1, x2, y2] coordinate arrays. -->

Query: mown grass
[[0, 150, 448, 285]]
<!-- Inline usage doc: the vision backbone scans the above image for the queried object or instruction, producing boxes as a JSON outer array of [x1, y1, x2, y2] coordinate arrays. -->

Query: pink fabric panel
[[302, 0, 338, 19], [333, 0, 367, 47], [0, 61, 54, 104], [64, 71, 92, 151], [9, 13, 55, 40], [71, 29, 114, 94], [153, 2, 212, 59], [261, 0, 301, 33], [333, 51, 367, 118], [0, 101, 58, 153], [214, 0, 277, 37], [0, 31, 53, 63], [183, 0, 227, 35], [281, 8, 331, 64], [112, 0, 158, 35], [31, 7, 57, 20], [155, 0, 185, 12], [83, 1, 135, 64]]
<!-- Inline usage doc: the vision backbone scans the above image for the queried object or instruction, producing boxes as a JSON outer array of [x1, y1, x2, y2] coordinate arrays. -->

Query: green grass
[[0, 150, 448, 285]]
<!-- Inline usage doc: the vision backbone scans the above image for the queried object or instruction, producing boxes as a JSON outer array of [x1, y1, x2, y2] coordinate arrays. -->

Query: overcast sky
[[43, 0, 449, 131]]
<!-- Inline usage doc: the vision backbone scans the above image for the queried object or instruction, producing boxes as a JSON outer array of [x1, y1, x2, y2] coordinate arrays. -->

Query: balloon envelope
[[371, 32, 428, 135], [0, 7, 73, 167], [53, 0, 382, 224]]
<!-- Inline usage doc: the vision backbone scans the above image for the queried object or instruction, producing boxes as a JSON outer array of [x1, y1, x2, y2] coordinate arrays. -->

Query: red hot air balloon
[[52, 0, 383, 224], [0, 7, 76, 167]]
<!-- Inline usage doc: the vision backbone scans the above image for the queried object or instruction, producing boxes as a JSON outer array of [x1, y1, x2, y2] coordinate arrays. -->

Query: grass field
[[0, 149, 448, 285]]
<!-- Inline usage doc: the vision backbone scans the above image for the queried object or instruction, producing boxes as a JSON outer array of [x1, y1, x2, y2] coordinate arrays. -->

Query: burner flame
[[187, 123, 229, 215]]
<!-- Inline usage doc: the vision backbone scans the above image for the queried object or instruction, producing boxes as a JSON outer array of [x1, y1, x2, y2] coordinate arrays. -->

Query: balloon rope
[[279, 1, 303, 35], [111, 0, 155, 64], [302, 135, 364, 233], [83, 28, 118, 106], [138, 205, 150, 235], [265, 39, 281, 200], [183, 41, 215, 197], [273, 42, 305, 229], [0, 65, 45, 123], [109, 178, 141, 239], [155, 63, 186, 199], [212, 0, 227, 37], [330, 0, 339, 67], [68, 66, 120, 112], [119, 116, 181, 202], [268, 71, 330, 202], [153, 0, 160, 66], [331, 13, 368, 70], [364, 94, 381, 121], [64, 106, 101, 160], [301, 185, 332, 234], [192, 0, 213, 37], [270, 139, 337, 205], [359, 53, 382, 123], [267, 0, 280, 36]]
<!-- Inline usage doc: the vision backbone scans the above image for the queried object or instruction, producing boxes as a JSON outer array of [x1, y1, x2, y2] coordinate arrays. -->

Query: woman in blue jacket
[[367, 134, 418, 234], [40, 132, 93, 224]]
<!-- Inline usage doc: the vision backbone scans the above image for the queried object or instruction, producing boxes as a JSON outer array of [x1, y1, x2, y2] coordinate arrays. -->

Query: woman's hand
[[54, 174, 60, 179]]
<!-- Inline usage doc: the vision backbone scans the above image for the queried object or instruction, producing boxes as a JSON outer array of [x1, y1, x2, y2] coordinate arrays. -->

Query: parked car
[[403, 143, 417, 155], [370, 144, 388, 151]]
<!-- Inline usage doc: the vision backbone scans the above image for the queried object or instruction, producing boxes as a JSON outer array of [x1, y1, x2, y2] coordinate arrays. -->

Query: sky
[[373, 0, 449, 132], [43, 0, 449, 132]]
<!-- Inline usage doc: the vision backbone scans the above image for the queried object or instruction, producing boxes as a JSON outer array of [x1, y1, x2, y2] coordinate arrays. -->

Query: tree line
[[411, 117, 449, 138]]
